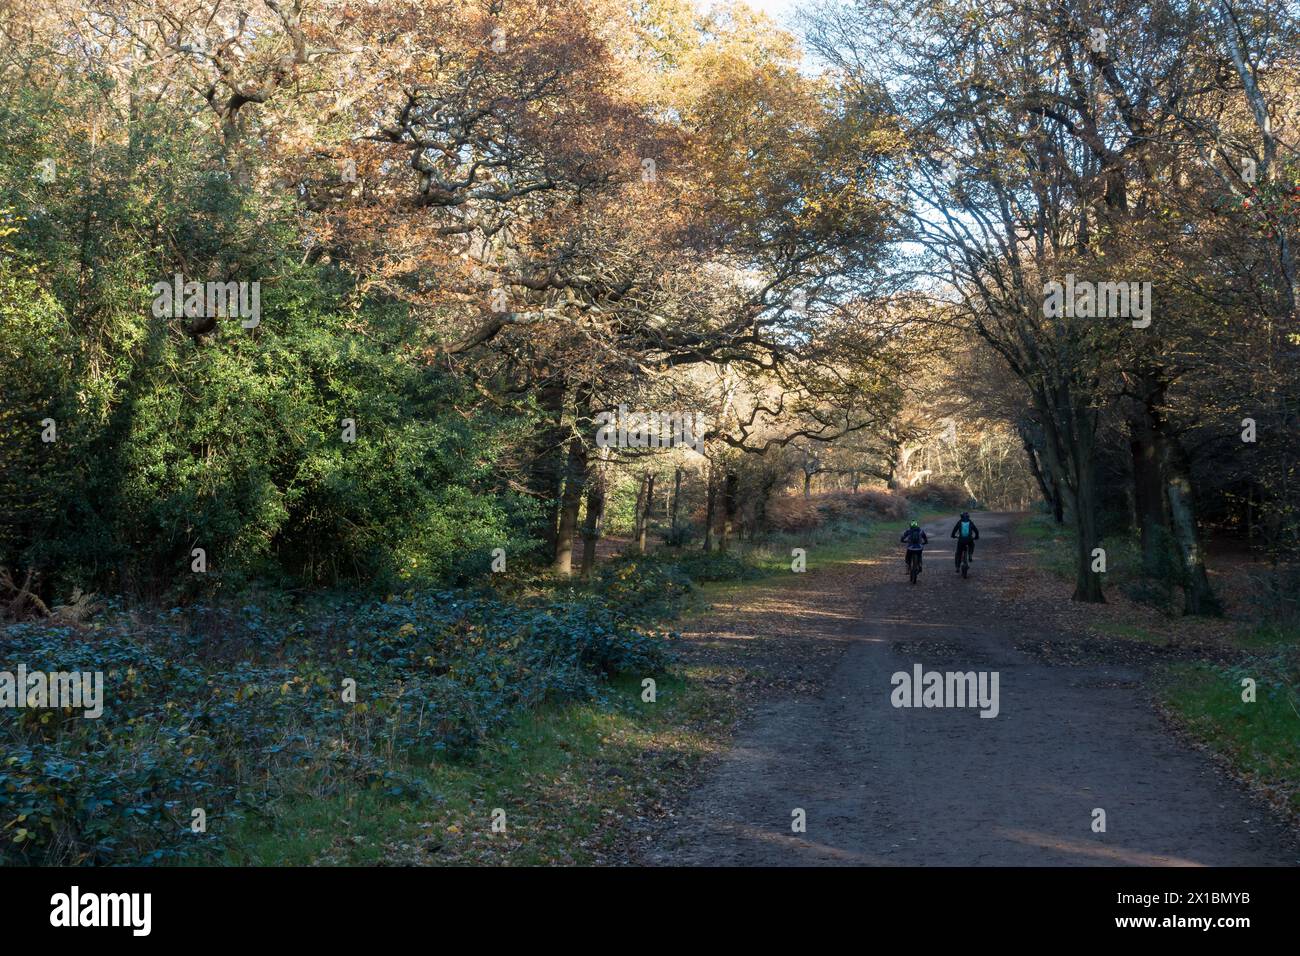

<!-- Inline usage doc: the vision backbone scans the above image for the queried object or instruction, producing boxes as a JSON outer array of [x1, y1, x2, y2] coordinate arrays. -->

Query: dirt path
[[640, 513, 1299, 866]]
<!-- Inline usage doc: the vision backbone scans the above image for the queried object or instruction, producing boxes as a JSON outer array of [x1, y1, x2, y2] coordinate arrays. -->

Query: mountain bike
[[906, 547, 923, 585], [957, 540, 971, 578]]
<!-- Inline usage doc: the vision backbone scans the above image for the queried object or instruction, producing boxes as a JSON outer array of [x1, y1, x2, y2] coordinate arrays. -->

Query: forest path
[[639, 513, 1298, 866]]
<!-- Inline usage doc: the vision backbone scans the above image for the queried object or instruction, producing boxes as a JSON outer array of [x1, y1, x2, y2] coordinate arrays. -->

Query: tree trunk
[[889, 444, 916, 490], [1156, 429, 1222, 616], [1068, 397, 1106, 603], [750, 472, 779, 538], [1070, 452, 1105, 603], [551, 385, 593, 576], [719, 472, 738, 551], [669, 467, 684, 543], [704, 462, 718, 552], [1018, 422, 1063, 523], [1126, 370, 1171, 577], [552, 436, 588, 576], [1032, 384, 1103, 602], [579, 456, 607, 577], [529, 376, 568, 555], [637, 474, 655, 554], [632, 474, 649, 549]]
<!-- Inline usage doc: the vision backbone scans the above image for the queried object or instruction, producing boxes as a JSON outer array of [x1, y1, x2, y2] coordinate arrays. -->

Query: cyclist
[[900, 520, 928, 577], [951, 511, 979, 571]]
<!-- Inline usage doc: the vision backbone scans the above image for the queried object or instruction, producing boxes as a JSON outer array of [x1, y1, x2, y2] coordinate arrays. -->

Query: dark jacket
[[900, 527, 928, 548], [951, 517, 979, 540]]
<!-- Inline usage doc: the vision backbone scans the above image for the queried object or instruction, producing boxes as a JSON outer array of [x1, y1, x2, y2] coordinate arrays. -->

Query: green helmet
[[910, 520, 919, 528]]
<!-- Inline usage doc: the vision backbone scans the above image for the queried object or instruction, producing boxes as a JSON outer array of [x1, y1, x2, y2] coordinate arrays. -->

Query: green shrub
[[0, 587, 673, 865]]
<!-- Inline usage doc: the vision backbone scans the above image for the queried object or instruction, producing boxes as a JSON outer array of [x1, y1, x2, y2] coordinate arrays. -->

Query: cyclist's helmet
[[910, 520, 919, 528], [960, 511, 970, 519]]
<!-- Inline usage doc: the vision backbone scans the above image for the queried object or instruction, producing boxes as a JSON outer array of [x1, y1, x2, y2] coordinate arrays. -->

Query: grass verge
[[225, 673, 735, 865], [1157, 642, 1300, 821]]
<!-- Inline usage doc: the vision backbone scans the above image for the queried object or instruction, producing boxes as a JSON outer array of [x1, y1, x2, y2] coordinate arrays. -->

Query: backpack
[[959, 520, 972, 538]]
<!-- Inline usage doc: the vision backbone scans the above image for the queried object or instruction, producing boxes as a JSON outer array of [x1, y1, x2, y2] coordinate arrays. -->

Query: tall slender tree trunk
[[1033, 385, 1104, 602], [703, 462, 718, 552], [1126, 373, 1170, 577], [1155, 428, 1222, 616], [1070, 449, 1105, 603], [1068, 397, 1106, 603], [637, 474, 655, 554], [1122, 365, 1222, 615], [579, 455, 607, 578], [750, 472, 778, 539], [1019, 423, 1061, 523], [719, 472, 738, 552], [632, 474, 648, 549], [529, 376, 568, 555], [552, 438, 588, 576], [1129, 426, 1167, 571], [552, 385, 593, 576], [669, 466, 684, 543]]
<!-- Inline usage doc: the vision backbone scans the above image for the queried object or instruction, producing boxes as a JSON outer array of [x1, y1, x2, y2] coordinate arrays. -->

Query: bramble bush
[[765, 490, 910, 533], [0, 588, 674, 865], [902, 481, 973, 510]]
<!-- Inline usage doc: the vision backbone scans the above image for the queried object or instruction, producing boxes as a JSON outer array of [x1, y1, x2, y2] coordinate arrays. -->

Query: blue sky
[[745, 0, 800, 20], [716, 0, 803, 28]]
